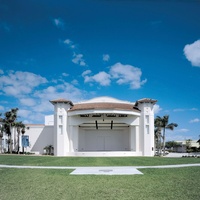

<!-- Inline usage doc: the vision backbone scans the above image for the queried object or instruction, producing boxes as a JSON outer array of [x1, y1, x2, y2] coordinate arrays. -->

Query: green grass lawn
[[0, 167, 199, 200], [0, 155, 200, 200], [0, 154, 200, 166]]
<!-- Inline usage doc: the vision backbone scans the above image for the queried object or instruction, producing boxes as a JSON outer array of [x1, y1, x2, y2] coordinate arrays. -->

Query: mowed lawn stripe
[[0, 155, 200, 166]]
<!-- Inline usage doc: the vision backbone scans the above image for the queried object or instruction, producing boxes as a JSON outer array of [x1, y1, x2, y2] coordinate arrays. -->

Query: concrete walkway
[[0, 163, 200, 175]]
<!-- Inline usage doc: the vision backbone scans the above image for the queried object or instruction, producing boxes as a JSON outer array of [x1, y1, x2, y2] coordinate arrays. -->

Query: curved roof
[[79, 96, 133, 104], [69, 101, 140, 113], [68, 96, 140, 112], [50, 96, 156, 113]]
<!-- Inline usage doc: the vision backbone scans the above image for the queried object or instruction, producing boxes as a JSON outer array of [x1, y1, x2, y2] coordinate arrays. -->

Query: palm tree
[[154, 127, 163, 155], [15, 121, 25, 154], [3, 108, 19, 153], [0, 114, 4, 153], [21, 124, 29, 154], [155, 115, 178, 155]]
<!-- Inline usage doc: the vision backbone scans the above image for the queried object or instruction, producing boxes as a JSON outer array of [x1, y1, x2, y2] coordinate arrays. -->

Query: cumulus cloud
[[103, 54, 110, 62], [71, 79, 79, 85], [0, 69, 92, 124], [82, 70, 92, 77], [53, 18, 65, 29], [189, 118, 200, 123], [153, 104, 162, 114], [82, 63, 146, 89], [34, 83, 84, 104], [110, 63, 147, 89], [0, 71, 47, 96], [63, 38, 87, 65], [64, 39, 71, 45], [0, 105, 4, 111], [82, 70, 111, 86], [72, 53, 86, 66], [184, 39, 200, 67], [84, 71, 111, 86], [18, 109, 32, 118], [62, 73, 69, 77], [63, 39, 76, 49], [19, 98, 36, 107]]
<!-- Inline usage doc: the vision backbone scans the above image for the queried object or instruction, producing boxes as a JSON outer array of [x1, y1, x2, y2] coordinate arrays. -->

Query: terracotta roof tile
[[50, 99, 74, 106], [69, 102, 140, 112], [135, 98, 157, 106]]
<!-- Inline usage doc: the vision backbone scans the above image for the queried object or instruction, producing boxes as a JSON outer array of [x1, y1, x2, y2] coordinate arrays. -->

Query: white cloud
[[91, 72, 111, 86], [173, 108, 198, 112], [82, 63, 146, 89], [110, 62, 147, 89], [53, 18, 65, 29], [19, 98, 36, 106], [82, 70, 92, 77], [3, 86, 23, 96], [184, 39, 200, 67], [62, 73, 69, 77], [18, 109, 32, 118], [64, 39, 72, 45], [173, 108, 185, 112], [71, 79, 79, 85], [166, 129, 192, 141], [72, 54, 86, 66], [0, 105, 4, 111], [0, 71, 47, 96], [189, 118, 200, 123], [0, 70, 92, 124], [33, 82, 85, 113], [63, 39, 76, 49], [83, 70, 111, 86], [29, 112, 45, 123], [176, 129, 189, 133], [103, 54, 110, 62], [153, 104, 162, 114], [190, 108, 198, 111], [34, 82, 85, 104]]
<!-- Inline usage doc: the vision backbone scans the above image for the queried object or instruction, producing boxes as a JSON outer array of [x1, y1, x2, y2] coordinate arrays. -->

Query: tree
[[0, 114, 4, 153], [165, 140, 181, 152], [154, 115, 178, 155], [186, 139, 192, 153], [21, 124, 29, 154], [154, 127, 163, 155], [2, 108, 19, 153], [15, 121, 26, 154]]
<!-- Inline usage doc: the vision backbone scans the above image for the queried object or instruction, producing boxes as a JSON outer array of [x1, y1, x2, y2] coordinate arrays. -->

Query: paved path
[[0, 164, 199, 175]]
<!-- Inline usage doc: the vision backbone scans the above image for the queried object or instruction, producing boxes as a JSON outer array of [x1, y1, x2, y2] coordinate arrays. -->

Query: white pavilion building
[[9, 96, 157, 157]]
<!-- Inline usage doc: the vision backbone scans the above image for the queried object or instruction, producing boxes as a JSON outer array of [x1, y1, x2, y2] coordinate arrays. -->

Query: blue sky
[[0, 0, 200, 141]]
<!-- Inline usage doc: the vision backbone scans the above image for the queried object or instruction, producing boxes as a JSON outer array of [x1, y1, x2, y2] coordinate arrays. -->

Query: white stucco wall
[[24, 125, 54, 154], [137, 101, 155, 156]]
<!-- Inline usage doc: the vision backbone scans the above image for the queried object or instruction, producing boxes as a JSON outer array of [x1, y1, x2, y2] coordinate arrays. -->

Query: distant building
[[3, 96, 157, 156], [174, 140, 200, 153]]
